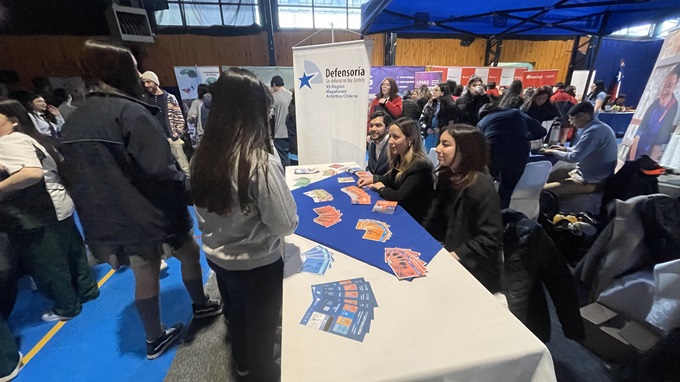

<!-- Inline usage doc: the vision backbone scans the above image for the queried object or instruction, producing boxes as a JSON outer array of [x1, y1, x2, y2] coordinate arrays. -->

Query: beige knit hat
[[141, 71, 160, 86]]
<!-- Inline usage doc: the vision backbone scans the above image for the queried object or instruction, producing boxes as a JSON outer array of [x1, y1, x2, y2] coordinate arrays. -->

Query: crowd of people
[[362, 75, 620, 298], [0, 38, 626, 381]]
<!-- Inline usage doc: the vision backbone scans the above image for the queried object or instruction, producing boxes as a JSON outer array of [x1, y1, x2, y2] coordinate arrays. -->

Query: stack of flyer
[[300, 278, 378, 342]]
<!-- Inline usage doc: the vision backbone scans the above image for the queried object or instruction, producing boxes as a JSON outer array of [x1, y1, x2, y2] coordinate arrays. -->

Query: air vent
[[106, 4, 154, 43]]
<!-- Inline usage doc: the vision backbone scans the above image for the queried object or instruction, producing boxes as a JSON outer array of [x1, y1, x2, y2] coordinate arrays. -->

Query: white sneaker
[[0, 352, 22, 382], [160, 259, 169, 273]]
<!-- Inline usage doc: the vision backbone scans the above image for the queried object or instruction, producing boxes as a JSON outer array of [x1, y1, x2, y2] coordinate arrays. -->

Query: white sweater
[[196, 152, 298, 271]]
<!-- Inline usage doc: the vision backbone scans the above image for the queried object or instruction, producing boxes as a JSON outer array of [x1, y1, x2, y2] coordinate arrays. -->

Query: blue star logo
[[299, 72, 314, 89]]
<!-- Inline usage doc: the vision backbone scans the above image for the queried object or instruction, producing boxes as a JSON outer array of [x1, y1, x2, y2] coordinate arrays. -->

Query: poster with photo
[[619, 28, 680, 166]]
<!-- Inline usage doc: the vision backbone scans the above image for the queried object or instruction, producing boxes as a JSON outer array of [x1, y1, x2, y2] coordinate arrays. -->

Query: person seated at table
[[607, 93, 627, 108], [478, 103, 546, 209], [419, 83, 460, 152], [366, 111, 392, 176], [586, 80, 608, 113], [358, 117, 434, 224], [521, 87, 560, 123], [423, 124, 503, 293], [192, 68, 298, 382], [541, 102, 617, 199]]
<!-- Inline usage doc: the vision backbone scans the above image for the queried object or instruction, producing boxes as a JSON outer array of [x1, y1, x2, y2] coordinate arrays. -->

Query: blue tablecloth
[[291, 175, 443, 276], [598, 112, 634, 138]]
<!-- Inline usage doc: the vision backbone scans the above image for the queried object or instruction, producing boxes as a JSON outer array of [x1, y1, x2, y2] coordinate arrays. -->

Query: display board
[[431, 66, 526, 86], [619, 28, 680, 167], [293, 40, 373, 166], [369, 66, 425, 97]]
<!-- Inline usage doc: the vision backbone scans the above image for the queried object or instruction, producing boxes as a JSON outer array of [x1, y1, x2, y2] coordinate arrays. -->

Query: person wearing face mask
[[456, 76, 491, 125], [418, 83, 460, 152], [357, 118, 433, 224], [423, 124, 503, 293], [25, 94, 64, 139], [368, 77, 403, 124], [520, 88, 560, 123]]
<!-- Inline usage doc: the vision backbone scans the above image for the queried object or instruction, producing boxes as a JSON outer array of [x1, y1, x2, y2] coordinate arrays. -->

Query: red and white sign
[[431, 66, 527, 86], [522, 70, 560, 88]]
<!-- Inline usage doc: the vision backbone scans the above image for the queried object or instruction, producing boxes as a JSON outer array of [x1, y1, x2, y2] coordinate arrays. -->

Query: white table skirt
[[281, 163, 556, 382]]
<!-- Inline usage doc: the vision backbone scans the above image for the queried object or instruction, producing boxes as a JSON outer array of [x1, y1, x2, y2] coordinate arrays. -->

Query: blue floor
[[7, 209, 211, 382]]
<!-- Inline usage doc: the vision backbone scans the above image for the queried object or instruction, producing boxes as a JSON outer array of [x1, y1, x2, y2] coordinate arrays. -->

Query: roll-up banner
[[293, 40, 374, 166]]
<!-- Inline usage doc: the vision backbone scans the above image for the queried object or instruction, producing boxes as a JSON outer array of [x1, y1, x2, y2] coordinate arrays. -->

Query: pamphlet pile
[[299, 245, 335, 275], [300, 278, 378, 342], [384, 247, 428, 280], [303, 189, 334, 203], [355, 219, 392, 242], [340, 186, 371, 205], [313, 206, 342, 228]]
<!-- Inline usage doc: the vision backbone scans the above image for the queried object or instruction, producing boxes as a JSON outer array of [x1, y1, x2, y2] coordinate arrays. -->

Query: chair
[[509, 161, 553, 220], [428, 148, 438, 167]]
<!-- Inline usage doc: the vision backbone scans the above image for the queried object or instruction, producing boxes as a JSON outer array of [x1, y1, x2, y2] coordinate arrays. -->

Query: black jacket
[[455, 92, 491, 126], [423, 172, 503, 292], [366, 138, 389, 176], [502, 209, 585, 342], [374, 158, 434, 224], [59, 91, 191, 251]]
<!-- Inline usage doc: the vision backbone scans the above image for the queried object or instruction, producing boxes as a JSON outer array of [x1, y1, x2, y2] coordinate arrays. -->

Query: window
[[277, 0, 370, 29], [155, 0, 261, 27], [656, 18, 679, 38], [610, 23, 653, 37]]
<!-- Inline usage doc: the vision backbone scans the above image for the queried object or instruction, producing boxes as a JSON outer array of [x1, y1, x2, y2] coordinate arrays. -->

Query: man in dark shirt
[[478, 104, 546, 209], [366, 111, 392, 176]]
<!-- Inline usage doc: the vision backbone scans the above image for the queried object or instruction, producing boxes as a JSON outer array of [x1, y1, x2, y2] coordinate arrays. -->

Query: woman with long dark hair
[[25, 93, 64, 139], [521, 87, 560, 123], [499, 79, 524, 109], [419, 82, 460, 152], [358, 117, 434, 224], [0, 99, 99, 322], [423, 124, 503, 293], [192, 68, 298, 381], [58, 40, 222, 360], [456, 76, 492, 125], [368, 77, 403, 120], [587, 80, 608, 113]]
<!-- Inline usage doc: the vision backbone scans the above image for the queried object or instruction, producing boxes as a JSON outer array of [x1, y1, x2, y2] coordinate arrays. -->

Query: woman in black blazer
[[358, 118, 434, 224], [423, 124, 503, 293]]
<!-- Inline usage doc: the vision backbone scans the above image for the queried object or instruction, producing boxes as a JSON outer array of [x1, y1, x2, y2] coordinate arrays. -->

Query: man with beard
[[141, 71, 191, 177], [629, 64, 680, 161], [366, 111, 392, 176]]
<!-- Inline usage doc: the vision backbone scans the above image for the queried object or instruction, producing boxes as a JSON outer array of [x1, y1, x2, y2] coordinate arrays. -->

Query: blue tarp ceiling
[[361, 0, 680, 37]]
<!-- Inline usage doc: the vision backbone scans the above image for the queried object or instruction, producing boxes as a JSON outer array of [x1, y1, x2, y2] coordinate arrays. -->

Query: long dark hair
[[436, 124, 489, 191], [25, 93, 58, 124], [523, 87, 553, 111], [191, 68, 273, 215], [81, 39, 143, 98], [499, 80, 523, 109], [0, 99, 61, 163], [377, 77, 399, 99], [588, 80, 606, 101]]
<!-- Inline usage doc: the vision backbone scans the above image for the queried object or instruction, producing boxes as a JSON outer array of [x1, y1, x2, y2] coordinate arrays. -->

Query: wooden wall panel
[[144, 33, 269, 86], [395, 37, 487, 66], [0, 33, 573, 90], [501, 39, 574, 83], [0, 35, 90, 90]]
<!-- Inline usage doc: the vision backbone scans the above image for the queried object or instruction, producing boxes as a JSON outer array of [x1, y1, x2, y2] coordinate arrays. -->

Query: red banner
[[487, 68, 503, 85], [522, 70, 559, 88]]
